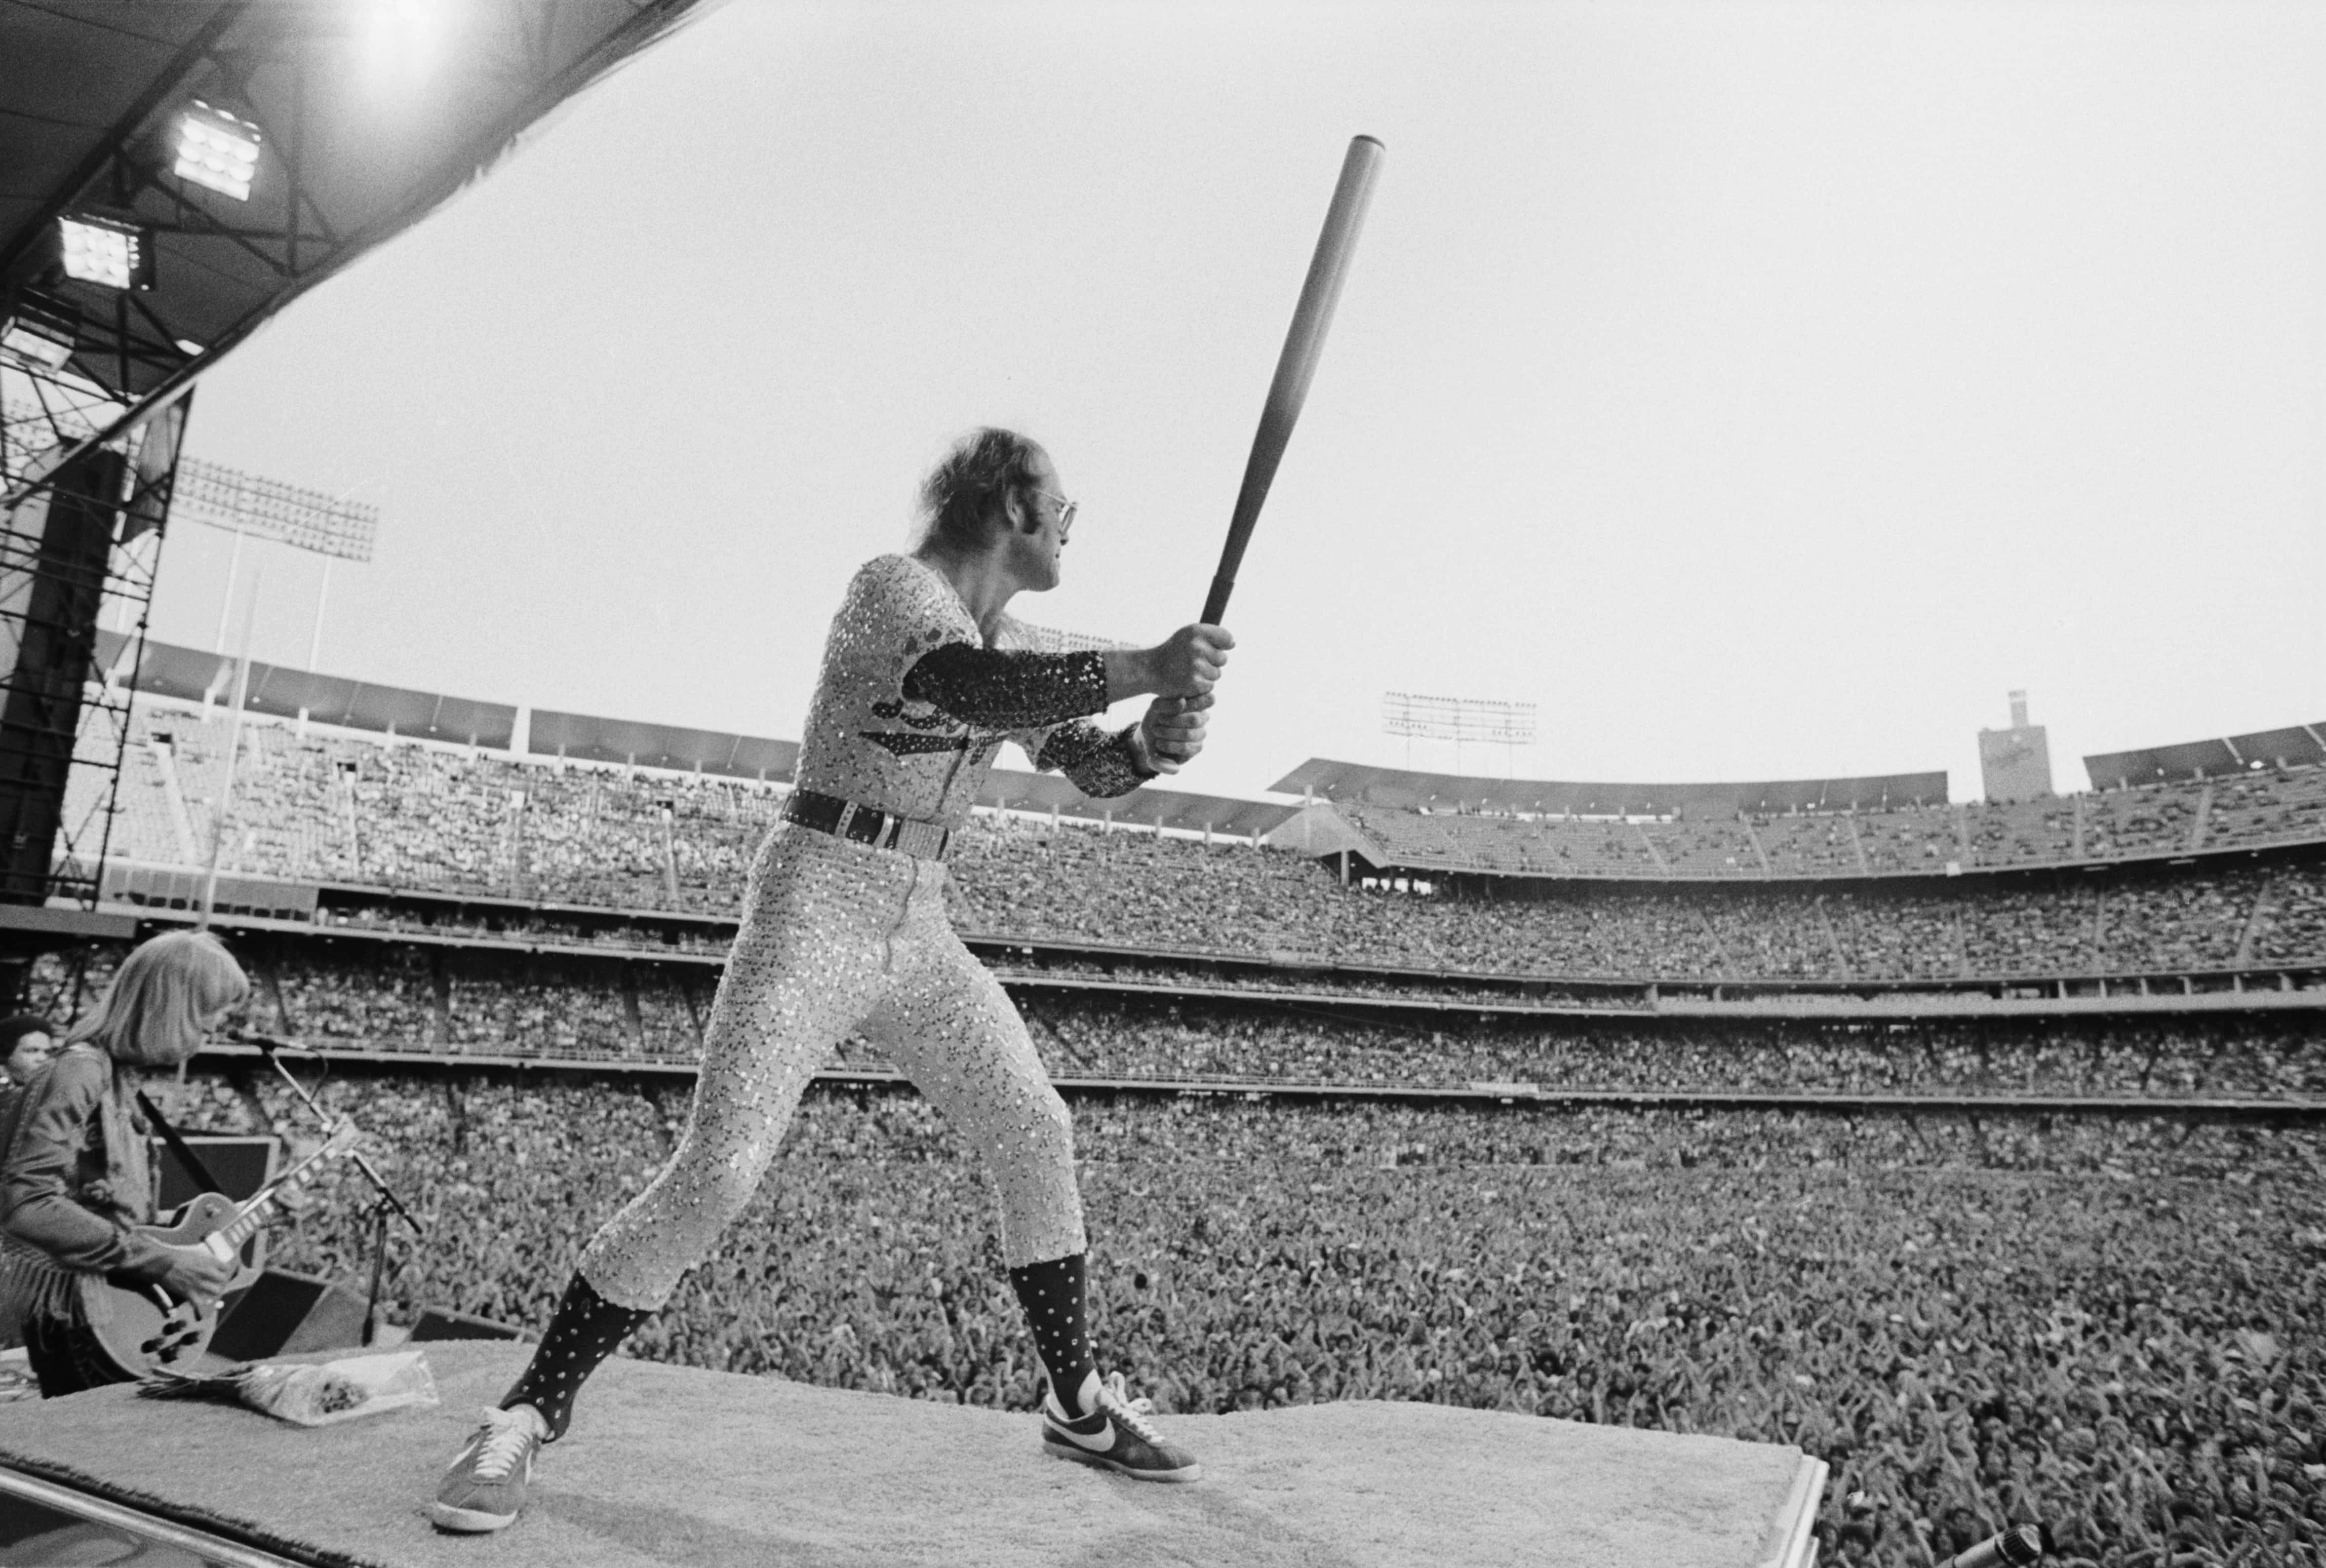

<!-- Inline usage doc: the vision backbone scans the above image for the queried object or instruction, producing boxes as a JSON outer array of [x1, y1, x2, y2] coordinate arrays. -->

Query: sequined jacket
[[793, 554, 1156, 828], [0, 1044, 171, 1282]]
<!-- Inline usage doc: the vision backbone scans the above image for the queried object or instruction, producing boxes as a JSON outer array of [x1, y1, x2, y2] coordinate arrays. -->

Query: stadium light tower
[[1383, 692, 1538, 779], [170, 458, 379, 666]]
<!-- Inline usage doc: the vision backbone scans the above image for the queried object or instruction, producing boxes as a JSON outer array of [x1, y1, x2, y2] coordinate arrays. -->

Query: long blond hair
[[65, 930, 249, 1069]]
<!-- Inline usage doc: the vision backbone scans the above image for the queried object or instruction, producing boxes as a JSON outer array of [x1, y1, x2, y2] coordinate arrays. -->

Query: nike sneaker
[[1041, 1370, 1201, 1483], [432, 1404, 549, 1531]]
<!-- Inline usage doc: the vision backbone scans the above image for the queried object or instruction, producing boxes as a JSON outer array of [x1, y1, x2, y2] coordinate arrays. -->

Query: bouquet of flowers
[[141, 1348, 439, 1426]]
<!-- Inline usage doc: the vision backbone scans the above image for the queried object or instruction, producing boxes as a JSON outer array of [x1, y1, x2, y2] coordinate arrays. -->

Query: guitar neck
[[189, 1129, 354, 1260], [209, 1193, 275, 1253]]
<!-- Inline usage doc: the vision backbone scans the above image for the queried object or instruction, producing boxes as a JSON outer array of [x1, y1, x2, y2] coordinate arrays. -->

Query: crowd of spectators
[[948, 825, 2326, 983], [313, 902, 732, 956], [45, 702, 2326, 1038], [982, 951, 1639, 1012], [191, 846, 2326, 990], [94, 702, 782, 913], [1020, 997, 2326, 1100], [138, 1068, 2326, 1567], [25, 941, 2319, 1102], [1334, 769, 2326, 880], [91, 701, 2326, 911]]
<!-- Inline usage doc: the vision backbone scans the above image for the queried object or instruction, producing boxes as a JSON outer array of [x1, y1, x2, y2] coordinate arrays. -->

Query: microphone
[[1939, 1524, 2052, 1568], [228, 1028, 303, 1054]]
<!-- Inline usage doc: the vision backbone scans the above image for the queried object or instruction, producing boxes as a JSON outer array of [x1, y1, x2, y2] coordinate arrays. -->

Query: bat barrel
[[1203, 134, 1384, 625]]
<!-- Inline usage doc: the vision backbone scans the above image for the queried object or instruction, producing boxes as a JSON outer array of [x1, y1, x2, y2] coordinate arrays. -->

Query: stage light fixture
[[173, 101, 262, 201], [58, 213, 153, 291], [1, 292, 79, 370]]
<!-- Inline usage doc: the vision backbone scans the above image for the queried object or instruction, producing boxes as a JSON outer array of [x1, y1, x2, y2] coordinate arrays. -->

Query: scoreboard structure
[[1979, 689, 2053, 802]]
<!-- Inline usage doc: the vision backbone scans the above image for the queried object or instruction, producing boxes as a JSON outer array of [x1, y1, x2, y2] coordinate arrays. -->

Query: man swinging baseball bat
[[430, 136, 1379, 1534]]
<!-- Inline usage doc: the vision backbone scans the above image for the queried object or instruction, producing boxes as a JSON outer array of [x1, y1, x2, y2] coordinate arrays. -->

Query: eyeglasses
[[1027, 486, 1078, 533]]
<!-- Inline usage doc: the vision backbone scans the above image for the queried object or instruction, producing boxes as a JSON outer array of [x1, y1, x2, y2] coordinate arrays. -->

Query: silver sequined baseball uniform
[[580, 554, 1152, 1309]]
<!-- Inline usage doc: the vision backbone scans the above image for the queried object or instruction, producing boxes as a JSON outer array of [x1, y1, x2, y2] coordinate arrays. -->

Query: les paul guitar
[[77, 1122, 360, 1380]]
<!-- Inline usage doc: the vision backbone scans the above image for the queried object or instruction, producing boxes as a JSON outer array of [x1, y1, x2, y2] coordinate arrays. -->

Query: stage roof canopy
[[2, 0, 710, 488], [529, 709, 797, 781], [980, 770, 1298, 838], [2085, 722, 2326, 790], [1269, 759, 1950, 817], [102, 632, 515, 747]]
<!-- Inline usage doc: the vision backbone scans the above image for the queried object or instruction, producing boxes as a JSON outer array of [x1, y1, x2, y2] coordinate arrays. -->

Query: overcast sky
[[153, 0, 2325, 802]]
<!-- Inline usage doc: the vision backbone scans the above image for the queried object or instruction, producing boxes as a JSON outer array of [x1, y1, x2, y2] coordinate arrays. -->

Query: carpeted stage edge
[[0, 1342, 1825, 1568]]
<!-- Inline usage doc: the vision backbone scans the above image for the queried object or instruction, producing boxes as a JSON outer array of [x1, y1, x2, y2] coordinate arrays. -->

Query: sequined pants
[[578, 823, 1087, 1310]]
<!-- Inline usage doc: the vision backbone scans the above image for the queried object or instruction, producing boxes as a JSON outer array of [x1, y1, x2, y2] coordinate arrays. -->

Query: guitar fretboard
[[200, 1194, 275, 1262]]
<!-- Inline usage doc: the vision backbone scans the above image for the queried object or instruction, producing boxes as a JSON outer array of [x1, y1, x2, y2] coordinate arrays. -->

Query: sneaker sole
[[1042, 1433, 1202, 1484], [430, 1501, 522, 1533]]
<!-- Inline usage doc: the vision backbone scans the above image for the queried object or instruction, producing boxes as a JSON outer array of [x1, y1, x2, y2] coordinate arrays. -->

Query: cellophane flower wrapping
[[229, 1348, 440, 1426]]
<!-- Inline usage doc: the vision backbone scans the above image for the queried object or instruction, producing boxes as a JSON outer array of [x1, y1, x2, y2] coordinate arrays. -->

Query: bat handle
[[1200, 576, 1234, 628]]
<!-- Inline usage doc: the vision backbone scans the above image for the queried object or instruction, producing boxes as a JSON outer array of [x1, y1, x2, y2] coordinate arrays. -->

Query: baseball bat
[[1199, 134, 1384, 627]]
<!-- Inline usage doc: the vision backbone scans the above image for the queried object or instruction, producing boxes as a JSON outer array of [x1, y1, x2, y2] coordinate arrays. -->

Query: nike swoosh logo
[[1050, 1417, 1115, 1452]]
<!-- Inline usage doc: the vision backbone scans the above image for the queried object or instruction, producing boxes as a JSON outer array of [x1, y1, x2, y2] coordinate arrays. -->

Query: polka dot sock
[[1008, 1251, 1096, 1417], [500, 1272, 653, 1441]]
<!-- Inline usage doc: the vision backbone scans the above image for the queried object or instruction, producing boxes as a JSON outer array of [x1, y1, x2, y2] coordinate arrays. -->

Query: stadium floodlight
[[173, 457, 380, 562], [173, 101, 263, 201], [1382, 692, 1538, 746], [1, 292, 78, 370], [58, 213, 153, 290]]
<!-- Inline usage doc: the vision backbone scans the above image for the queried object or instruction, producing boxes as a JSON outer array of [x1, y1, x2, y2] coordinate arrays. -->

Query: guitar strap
[[135, 1090, 225, 1196]]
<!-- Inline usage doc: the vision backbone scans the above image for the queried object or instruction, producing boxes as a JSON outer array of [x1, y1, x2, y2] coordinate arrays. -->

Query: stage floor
[[0, 1341, 1824, 1568]]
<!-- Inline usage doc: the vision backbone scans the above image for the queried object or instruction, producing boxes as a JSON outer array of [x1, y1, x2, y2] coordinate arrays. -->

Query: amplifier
[[209, 1268, 368, 1361]]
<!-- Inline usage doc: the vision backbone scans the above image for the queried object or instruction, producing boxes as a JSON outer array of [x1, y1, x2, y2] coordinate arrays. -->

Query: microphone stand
[[244, 1034, 424, 1347]]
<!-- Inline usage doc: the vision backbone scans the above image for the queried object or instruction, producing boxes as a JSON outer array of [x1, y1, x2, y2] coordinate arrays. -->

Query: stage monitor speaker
[[154, 1136, 280, 1210], [210, 1268, 368, 1361], [408, 1307, 534, 1343]]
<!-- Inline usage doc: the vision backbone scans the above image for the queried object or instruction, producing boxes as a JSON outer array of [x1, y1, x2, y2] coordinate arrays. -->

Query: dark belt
[[784, 789, 952, 861]]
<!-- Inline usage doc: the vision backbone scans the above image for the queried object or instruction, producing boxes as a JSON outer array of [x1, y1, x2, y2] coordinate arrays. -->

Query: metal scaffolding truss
[[0, 370, 178, 906]]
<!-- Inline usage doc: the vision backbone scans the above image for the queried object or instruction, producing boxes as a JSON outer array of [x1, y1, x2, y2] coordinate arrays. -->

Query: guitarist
[[0, 931, 250, 1396]]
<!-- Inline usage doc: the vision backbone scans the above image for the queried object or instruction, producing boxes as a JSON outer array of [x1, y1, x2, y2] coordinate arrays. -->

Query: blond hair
[[66, 930, 249, 1069], [918, 428, 1047, 555]]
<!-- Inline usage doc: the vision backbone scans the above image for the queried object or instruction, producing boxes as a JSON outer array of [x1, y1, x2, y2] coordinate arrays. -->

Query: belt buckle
[[897, 820, 947, 861]]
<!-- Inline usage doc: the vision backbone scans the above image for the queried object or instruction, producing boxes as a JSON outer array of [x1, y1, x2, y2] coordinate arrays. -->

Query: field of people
[[152, 1068, 2326, 1568]]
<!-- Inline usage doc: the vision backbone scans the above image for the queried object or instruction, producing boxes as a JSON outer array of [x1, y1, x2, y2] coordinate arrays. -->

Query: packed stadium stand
[[48, 688, 2326, 998], [1314, 772, 2326, 879], [21, 679, 2321, 1112]]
